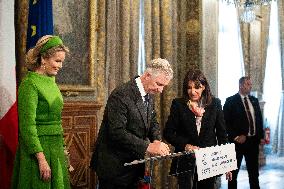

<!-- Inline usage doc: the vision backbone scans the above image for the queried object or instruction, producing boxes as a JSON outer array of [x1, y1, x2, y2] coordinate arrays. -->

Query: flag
[[26, 0, 54, 50], [0, 1, 18, 189]]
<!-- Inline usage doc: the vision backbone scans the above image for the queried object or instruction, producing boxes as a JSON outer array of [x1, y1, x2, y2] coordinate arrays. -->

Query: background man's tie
[[244, 97, 255, 135]]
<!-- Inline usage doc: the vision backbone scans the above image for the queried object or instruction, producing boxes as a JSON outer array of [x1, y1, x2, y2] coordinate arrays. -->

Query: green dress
[[12, 72, 70, 189]]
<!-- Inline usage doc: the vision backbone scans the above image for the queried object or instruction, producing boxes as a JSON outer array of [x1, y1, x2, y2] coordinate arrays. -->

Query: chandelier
[[223, 0, 274, 23]]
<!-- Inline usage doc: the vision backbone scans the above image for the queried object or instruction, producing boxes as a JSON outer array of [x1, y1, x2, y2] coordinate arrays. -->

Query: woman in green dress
[[12, 35, 71, 189]]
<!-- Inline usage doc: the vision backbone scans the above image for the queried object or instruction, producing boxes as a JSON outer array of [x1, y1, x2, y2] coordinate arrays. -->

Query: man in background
[[223, 76, 265, 189], [90, 58, 173, 189]]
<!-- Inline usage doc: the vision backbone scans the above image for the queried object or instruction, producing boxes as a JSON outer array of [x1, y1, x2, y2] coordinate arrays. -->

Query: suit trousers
[[98, 164, 144, 189], [178, 167, 216, 189], [228, 136, 260, 189], [98, 178, 138, 189]]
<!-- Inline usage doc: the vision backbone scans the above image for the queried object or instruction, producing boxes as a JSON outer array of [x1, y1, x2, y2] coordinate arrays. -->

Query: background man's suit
[[223, 93, 264, 189], [90, 78, 161, 188]]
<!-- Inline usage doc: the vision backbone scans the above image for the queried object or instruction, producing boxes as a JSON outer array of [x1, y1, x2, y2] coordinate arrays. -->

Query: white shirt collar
[[135, 77, 147, 98], [239, 93, 248, 99]]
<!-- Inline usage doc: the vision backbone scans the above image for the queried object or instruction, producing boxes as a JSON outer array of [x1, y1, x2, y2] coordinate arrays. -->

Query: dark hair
[[182, 69, 212, 106], [239, 76, 250, 86]]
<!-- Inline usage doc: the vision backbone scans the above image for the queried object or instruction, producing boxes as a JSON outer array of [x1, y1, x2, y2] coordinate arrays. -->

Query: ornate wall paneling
[[62, 101, 102, 189]]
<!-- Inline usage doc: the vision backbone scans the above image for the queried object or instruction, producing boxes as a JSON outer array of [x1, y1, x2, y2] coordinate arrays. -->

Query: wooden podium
[[62, 101, 102, 189]]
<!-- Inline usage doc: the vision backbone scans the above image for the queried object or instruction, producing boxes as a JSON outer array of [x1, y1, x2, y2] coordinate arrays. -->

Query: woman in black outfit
[[163, 69, 232, 189]]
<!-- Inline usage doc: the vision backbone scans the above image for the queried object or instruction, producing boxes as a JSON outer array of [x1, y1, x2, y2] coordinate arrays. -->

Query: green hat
[[40, 36, 63, 54]]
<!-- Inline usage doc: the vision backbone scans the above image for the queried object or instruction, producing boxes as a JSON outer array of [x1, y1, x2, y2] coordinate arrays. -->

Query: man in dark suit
[[90, 58, 173, 189], [223, 76, 265, 189]]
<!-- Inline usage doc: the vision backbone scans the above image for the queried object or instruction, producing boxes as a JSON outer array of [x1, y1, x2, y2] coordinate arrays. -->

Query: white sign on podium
[[195, 143, 237, 181]]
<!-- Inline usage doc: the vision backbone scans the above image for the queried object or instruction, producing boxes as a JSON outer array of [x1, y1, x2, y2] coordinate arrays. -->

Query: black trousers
[[98, 164, 144, 189], [98, 178, 139, 189], [228, 136, 260, 189], [177, 167, 216, 189]]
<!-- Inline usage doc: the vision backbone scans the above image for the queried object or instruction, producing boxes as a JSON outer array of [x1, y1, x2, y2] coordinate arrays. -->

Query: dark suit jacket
[[163, 97, 228, 174], [90, 78, 161, 181], [223, 93, 264, 143]]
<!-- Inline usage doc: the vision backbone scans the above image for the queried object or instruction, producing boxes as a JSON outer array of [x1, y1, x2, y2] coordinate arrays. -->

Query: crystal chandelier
[[222, 0, 274, 23]]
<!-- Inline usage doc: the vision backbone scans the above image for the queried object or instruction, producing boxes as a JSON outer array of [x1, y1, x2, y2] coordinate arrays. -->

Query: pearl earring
[[41, 64, 46, 70]]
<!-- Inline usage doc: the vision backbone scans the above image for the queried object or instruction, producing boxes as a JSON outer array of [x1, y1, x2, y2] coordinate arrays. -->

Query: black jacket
[[90, 78, 161, 180], [223, 93, 264, 143], [163, 97, 228, 174]]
